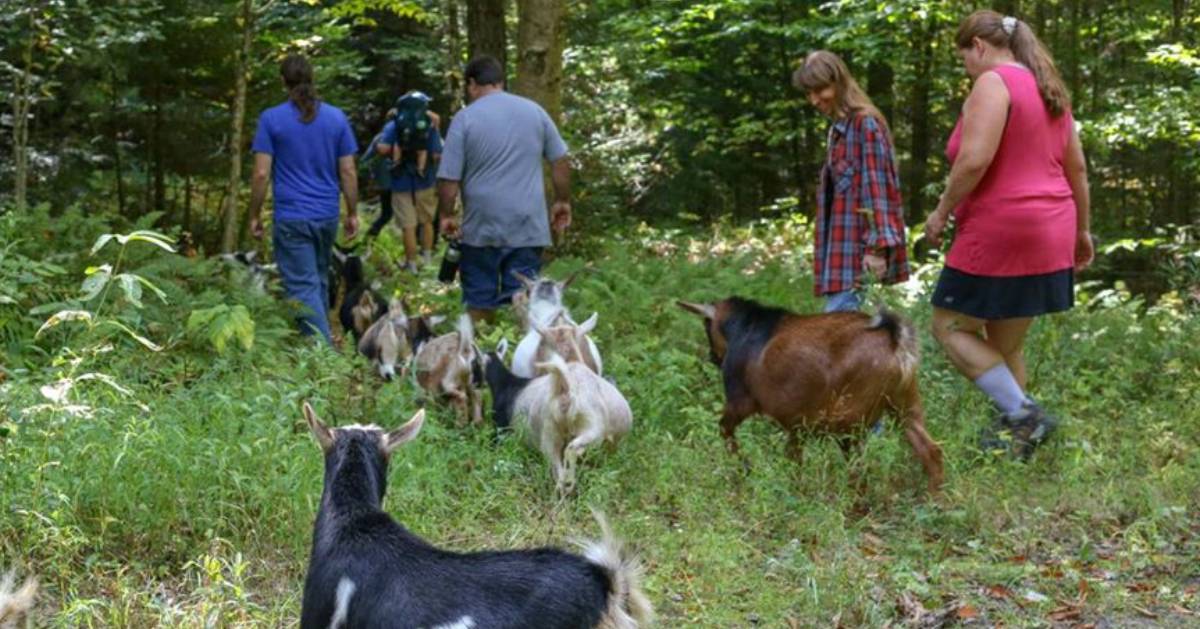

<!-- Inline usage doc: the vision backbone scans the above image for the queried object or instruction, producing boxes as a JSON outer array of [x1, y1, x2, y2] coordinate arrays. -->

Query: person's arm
[[248, 153, 272, 239], [338, 154, 359, 239], [376, 121, 396, 157], [924, 71, 1009, 246], [856, 117, 904, 274], [1063, 121, 1094, 270], [549, 157, 572, 233], [437, 179, 461, 238]]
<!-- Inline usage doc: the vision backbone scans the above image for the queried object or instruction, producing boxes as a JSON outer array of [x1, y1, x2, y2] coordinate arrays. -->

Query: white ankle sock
[[973, 363, 1026, 416]]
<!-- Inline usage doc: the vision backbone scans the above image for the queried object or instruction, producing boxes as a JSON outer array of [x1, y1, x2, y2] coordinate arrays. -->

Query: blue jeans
[[823, 290, 862, 313], [274, 218, 339, 343], [459, 245, 543, 310]]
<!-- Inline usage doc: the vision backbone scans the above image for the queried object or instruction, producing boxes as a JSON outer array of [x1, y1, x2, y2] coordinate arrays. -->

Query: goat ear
[[561, 268, 583, 289], [511, 271, 537, 289], [578, 312, 599, 334], [496, 338, 509, 360], [245, 250, 258, 263], [428, 315, 447, 328], [677, 301, 716, 319], [384, 409, 425, 453], [304, 402, 335, 452], [332, 248, 347, 264]]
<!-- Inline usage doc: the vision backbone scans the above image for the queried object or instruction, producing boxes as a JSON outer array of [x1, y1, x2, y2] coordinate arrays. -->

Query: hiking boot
[[979, 400, 1058, 460]]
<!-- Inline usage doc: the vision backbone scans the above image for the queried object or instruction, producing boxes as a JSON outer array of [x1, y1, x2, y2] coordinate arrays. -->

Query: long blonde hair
[[792, 50, 890, 135], [956, 10, 1071, 117]]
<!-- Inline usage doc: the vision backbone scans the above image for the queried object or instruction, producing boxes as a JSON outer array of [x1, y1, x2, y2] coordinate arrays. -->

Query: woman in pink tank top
[[924, 11, 1094, 459]]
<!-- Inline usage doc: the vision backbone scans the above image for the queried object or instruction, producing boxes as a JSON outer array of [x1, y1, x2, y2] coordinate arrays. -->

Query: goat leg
[[903, 421, 944, 493], [719, 407, 748, 454]]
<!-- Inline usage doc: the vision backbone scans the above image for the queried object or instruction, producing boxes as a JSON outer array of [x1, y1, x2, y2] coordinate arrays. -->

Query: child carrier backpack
[[392, 91, 432, 156]]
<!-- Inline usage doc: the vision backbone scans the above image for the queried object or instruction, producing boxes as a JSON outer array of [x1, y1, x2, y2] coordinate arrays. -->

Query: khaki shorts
[[392, 187, 437, 230]]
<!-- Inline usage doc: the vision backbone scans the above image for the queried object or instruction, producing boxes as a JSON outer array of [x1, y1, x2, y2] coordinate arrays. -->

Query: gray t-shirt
[[437, 91, 569, 248]]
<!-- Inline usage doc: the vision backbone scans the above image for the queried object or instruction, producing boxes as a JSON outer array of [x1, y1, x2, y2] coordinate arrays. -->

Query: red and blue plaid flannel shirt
[[814, 113, 910, 296]]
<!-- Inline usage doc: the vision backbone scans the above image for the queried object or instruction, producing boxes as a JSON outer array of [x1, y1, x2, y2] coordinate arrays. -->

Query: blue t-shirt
[[251, 100, 358, 221], [380, 121, 443, 193]]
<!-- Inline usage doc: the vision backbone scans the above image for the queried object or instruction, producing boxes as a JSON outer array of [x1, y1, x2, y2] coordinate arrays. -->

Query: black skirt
[[931, 266, 1074, 320]]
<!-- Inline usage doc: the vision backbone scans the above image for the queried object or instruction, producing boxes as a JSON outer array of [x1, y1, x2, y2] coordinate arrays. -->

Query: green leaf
[[80, 265, 112, 301], [100, 320, 163, 351], [36, 310, 93, 337], [91, 234, 117, 255], [117, 274, 143, 308], [120, 230, 176, 253]]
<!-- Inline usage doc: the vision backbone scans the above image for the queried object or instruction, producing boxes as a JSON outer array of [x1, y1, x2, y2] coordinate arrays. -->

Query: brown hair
[[281, 54, 319, 123], [955, 10, 1070, 117], [792, 50, 890, 135]]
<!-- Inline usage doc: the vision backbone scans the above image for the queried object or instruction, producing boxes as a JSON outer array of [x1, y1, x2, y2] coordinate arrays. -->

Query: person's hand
[[550, 200, 572, 234], [250, 214, 265, 241], [343, 213, 359, 240], [924, 209, 950, 248], [1074, 231, 1095, 272], [863, 251, 886, 276], [440, 214, 461, 239]]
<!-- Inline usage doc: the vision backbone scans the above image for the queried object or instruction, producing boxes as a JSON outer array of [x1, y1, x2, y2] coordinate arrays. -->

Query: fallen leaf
[[956, 604, 979, 619], [1008, 554, 1028, 563], [1127, 582, 1155, 593], [1134, 605, 1159, 619], [986, 585, 1013, 600], [1048, 605, 1082, 621], [1024, 589, 1050, 603], [1171, 604, 1196, 616]]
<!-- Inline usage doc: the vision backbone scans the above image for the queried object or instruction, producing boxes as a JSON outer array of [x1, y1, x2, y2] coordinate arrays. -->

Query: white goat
[[357, 299, 411, 380], [414, 314, 484, 427], [0, 570, 36, 629], [513, 354, 632, 495], [513, 311, 603, 379]]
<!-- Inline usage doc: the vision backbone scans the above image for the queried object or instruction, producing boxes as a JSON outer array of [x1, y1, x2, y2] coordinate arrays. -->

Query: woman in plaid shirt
[[794, 51, 910, 312]]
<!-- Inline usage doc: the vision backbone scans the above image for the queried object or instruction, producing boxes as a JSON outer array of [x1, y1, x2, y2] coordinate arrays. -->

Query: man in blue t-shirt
[[248, 55, 359, 344], [377, 111, 443, 273], [437, 55, 572, 323]]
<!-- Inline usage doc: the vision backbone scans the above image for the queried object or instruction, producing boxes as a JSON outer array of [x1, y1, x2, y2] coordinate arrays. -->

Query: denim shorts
[[459, 245, 543, 310]]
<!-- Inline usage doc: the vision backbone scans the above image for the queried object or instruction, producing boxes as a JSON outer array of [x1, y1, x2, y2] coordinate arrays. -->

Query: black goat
[[482, 340, 531, 434], [300, 402, 653, 629], [332, 245, 386, 342]]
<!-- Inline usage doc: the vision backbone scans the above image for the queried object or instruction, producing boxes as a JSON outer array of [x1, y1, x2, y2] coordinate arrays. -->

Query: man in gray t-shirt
[[438, 55, 572, 322]]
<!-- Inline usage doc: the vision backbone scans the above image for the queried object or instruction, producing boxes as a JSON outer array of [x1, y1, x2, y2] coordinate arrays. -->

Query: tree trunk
[[184, 171, 193, 233], [445, 0, 463, 113], [221, 0, 254, 253], [467, 0, 507, 73], [514, 0, 565, 123], [867, 60, 895, 127], [906, 17, 936, 223], [152, 81, 166, 216], [11, 31, 34, 213]]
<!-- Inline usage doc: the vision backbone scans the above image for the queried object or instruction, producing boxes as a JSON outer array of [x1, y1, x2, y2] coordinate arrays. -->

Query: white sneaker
[[420, 251, 433, 266]]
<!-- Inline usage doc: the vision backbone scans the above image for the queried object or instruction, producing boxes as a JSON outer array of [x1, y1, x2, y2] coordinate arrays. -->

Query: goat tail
[[534, 354, 571, 398], [580, 509, 654, 629], [868, 309, 919, 386], [0, 570, 37, 627], [456, 313, 474, 357]]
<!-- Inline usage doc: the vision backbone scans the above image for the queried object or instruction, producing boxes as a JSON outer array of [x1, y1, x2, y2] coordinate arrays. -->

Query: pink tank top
[[945, 65, 1076, 277]]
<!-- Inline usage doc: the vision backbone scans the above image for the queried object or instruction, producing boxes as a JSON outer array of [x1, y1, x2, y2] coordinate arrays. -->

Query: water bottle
[[438, 239, 462, 284]]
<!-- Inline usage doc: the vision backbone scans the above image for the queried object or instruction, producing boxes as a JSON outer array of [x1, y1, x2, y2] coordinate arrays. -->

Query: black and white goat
[[357, 299, 411, 380], [332, 245, 386, 342], [300, 402, 653, 629], [414, 315, 484, 427], [218, 250, 278, 294], [0, 570, 36, 629], [481, 339, 530, 437]]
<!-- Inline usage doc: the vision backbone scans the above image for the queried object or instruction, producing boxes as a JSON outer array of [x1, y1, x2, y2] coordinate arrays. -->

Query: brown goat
[[678, 297, 943, 492]]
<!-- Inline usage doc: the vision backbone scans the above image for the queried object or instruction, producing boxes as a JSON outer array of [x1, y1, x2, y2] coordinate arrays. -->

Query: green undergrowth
[[1, 215, 1198, 627]]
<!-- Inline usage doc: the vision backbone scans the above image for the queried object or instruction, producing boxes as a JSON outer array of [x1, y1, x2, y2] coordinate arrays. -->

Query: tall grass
[[1, 216, 1197, 627]]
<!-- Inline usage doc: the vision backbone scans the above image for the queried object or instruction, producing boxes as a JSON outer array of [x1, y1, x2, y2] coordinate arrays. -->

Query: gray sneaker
[[979, 400, 1058, 460]]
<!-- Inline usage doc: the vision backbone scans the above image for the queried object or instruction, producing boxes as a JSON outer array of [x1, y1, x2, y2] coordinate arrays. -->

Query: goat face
[[513, 270, 581, 327], [533, 313, 600, 372], [303, 402, 425, 500], [677, 301, 728, 365]]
